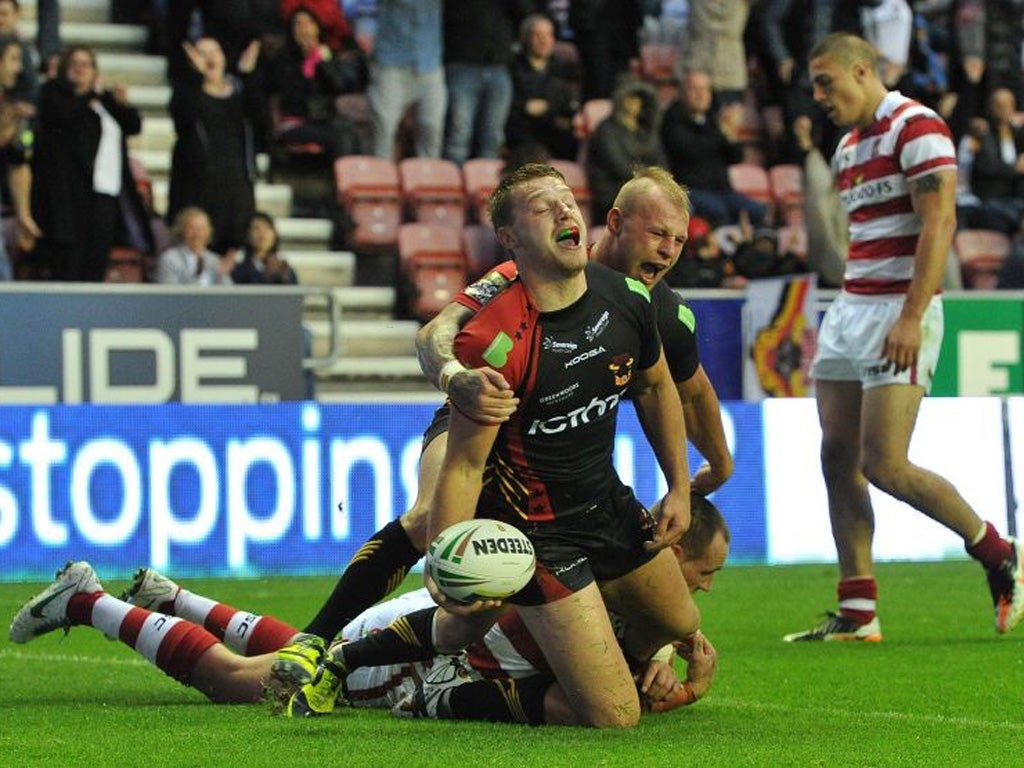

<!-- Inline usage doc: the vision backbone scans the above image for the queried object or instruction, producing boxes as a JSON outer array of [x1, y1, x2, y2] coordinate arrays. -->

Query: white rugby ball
[[427, 518, 536, 602]]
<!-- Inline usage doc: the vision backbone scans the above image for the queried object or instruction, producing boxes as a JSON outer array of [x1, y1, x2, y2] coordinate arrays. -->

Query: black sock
[[443, 675, 552, 725], [339, 607, 437, 669], [303, 519, 423, 638]]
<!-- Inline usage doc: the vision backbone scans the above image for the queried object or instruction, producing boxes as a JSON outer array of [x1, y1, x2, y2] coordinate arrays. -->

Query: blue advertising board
[[0, 401, 767, 581]]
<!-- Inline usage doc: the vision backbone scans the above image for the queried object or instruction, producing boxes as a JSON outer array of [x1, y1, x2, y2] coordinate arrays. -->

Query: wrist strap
[[438, 360, 466, 394]]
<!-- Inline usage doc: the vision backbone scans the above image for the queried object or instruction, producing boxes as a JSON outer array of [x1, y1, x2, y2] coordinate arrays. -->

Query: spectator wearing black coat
[[31, 45, 153, 281]]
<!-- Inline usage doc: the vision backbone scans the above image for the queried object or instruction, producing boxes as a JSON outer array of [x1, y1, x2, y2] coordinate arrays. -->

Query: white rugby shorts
[[811, 292, 943, 392]]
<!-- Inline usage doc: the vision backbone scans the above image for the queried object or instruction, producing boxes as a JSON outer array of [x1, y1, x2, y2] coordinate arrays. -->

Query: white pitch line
[[0, 648, 150, 668], [711, 696, 1024, 732]]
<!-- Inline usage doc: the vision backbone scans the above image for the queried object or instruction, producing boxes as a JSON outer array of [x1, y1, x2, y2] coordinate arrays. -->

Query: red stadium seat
[[461, 224, 504, 281], [334, 155, 402, 252], [398, 223, 468, 321], [399, 157, 467, 229], [549, 159, 592, 223], [462, 158, 503, 225], [768, 164, 804, 224], [576, 98, 612, 139], [954, 229, 1012, 289], [728, 163, 774, 218]]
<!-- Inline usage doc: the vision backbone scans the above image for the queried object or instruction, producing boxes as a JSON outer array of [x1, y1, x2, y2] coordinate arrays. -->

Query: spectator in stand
[[0, 2, 36, 108], [156, 206, 235, 285], [31, 45, 153, 282], [269, 7, 366, 161], [661, 70, 767, 227], [441, 0, 527, 165], [569, 0, 644, 101], [168, 37, 262, 255], [665, 214, 745, 289], [505, 13, 579, 162], [587, 78, 665, 222], [859, 0, 914, 89], [682, 0, 752, 106], [0, 99, 33, 280], [968, 88, 1024, 235], [230, 211, 296, 284], [366, 0, 446, 159]]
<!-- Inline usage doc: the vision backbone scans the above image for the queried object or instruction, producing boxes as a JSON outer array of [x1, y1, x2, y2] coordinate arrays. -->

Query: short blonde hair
[[614, 166, 690, 218]]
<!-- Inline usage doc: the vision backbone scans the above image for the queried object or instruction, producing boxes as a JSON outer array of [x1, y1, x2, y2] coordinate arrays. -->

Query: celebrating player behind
[[285, 164, 699, 727], [302, 166, 732, 643], [785, 33, 1024, 642], [7, 493, 728, 716]]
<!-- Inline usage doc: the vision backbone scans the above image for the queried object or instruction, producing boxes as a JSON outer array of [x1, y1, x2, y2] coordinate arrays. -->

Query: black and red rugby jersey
[[454, 261, 662, 523]]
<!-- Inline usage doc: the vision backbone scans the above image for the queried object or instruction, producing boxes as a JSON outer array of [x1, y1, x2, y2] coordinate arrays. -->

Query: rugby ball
[[426, 519, 536, 602]]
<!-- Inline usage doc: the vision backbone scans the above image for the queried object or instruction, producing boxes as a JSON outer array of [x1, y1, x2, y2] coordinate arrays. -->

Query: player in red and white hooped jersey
[[785, 32, 1024, 644], [832, 91, 956, 296]]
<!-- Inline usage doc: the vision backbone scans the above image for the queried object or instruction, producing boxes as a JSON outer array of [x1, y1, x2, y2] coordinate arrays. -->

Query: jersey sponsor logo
[[483, 331, 514, 368], [585, 310, 610, 342], [609, 353, 634, 387], [839, 177, 895, 205], [539, 382, 580, 405], [526, 392, 622, 435], [564, 345, 606, 369], [542, 336, 578, 354]]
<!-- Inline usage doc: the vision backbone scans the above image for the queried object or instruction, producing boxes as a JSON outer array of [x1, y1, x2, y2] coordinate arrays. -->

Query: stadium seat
[[768, 164, 804, 224], [549, 159, 592, 223], [733, 95, 765, 146], [397, 222, 468, 321], [462, 158, 503, 225], [954, 229, 1012, 289], [575, 98, 613, 139], [399, 157, 467, 229], [728, 162, 774, 215], [461, 224, 504, 281], [335, 92, 374, 154], [105, 247, 148, 283], [334, 155, 402, 252], [637, 43, 680, 104]]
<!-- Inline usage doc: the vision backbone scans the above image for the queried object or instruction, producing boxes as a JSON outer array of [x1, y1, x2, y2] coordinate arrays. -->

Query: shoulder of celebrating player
[[651, 282, 701, 383], [585, 260, 663, 371], [455, 260, 519, 313], [454, 278, 535, 391]]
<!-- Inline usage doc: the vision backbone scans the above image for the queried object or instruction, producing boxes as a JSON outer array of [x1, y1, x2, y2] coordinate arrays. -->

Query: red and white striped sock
[[170, 588, 298, 656], [66, 592, 219, 684], [837, 577, 877, 625]]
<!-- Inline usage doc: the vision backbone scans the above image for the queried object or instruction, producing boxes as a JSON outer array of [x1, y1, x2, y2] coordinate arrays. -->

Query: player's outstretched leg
[[9, 561, 102, 643], [124, 567, 300, 655]]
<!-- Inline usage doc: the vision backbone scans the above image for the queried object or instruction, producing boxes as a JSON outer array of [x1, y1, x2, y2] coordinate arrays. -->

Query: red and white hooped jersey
[[831, 91, 957, 296]]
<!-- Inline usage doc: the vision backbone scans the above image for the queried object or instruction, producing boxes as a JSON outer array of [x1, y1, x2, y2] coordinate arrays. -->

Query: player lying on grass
[[302, 165, 732, 645], [7, 493, 728, 717]]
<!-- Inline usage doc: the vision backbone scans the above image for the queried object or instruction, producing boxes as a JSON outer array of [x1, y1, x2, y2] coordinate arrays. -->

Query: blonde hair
[[614, 166, 690, 218], [172, 206, 213, 242]]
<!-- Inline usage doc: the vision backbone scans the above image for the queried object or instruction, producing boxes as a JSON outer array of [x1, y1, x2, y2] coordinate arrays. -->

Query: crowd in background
[[0, 0, 1022, 289]]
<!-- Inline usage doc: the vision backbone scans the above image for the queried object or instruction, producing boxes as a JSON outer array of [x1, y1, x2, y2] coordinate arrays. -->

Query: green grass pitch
[[2, 560, 1021, 767]]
